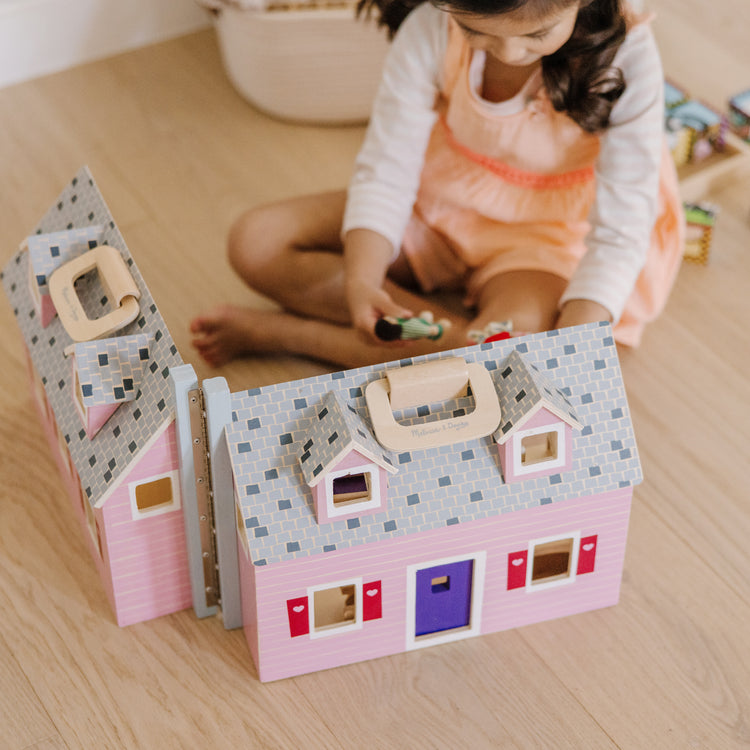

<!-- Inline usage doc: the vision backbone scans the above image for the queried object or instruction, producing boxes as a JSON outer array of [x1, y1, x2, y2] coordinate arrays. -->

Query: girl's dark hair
[[357, 0, 627, 132]]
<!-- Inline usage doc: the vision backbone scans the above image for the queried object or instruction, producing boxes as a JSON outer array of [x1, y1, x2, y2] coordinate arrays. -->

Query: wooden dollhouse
[[1, 168, 192, 626], [175, 320, 642, 682], [4, 170, 642, 681]]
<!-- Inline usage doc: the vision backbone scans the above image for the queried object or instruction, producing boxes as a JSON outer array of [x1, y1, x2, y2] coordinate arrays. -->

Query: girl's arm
[[344, 228, 412, 334], [559, 22, 667, 325], [342, 4, 446, 337]]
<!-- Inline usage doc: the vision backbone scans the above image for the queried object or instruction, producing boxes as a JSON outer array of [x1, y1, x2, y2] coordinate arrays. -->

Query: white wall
[[0, 0, 211, 89]]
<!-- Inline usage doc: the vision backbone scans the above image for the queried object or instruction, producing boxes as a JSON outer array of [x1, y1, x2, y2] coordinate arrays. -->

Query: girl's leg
[[190, 306, 471, 370], [240, 269, 568, 368], [468, 270, 568, 336], [225, 190, 352, 324], [190, 191, 471, 367]]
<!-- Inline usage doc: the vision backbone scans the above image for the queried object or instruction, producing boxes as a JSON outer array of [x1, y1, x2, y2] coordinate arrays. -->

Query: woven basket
[[213, 2, 390, 124]]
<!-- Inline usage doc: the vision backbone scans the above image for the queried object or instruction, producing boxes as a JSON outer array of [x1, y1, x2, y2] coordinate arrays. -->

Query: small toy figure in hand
[[374, 311, 451, 341]]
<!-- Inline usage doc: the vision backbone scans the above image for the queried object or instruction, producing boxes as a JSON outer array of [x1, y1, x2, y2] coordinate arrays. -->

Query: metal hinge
[[188, 388, 220, 609]]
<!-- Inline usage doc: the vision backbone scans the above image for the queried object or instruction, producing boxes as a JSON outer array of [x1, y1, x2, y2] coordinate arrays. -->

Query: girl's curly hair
[[357, 0, 627, 133]]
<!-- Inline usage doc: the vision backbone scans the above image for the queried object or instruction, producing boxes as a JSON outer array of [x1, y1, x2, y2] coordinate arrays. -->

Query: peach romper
[[401, 18, 684, 346]]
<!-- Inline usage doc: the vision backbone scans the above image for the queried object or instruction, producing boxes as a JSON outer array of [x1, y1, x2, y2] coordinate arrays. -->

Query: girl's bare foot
[[190, 305, 292, 367]]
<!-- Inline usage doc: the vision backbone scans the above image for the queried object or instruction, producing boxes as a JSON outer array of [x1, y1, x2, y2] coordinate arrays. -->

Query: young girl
[[191, 0, 683, 369]]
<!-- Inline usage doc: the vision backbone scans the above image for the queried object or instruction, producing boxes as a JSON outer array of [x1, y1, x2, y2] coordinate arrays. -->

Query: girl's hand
[[343, 228, 411, 340], [346, 277, 412, 340]]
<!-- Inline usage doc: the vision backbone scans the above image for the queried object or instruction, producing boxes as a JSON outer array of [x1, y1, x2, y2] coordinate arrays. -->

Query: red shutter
[[363, 580, 383, 621], [507, 550, 528, 590], [577, 535, 598, 575], [286, 596, 310, 637]]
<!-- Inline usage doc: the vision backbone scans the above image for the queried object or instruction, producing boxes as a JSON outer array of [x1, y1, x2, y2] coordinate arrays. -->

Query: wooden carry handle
[[48, 245, 141, 342], [365, 357, 502, 451]]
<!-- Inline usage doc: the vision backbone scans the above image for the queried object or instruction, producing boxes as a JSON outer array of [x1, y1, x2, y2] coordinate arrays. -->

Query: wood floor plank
[[520, 497, 750, 749], [0, 632, 61, 750]]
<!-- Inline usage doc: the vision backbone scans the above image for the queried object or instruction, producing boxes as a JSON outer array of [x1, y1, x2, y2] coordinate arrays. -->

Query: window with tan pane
[[309, 578, 363, 638], [512, 423, 566, 476], [129, 470, 181, 519], [527, 532, 580, 590]]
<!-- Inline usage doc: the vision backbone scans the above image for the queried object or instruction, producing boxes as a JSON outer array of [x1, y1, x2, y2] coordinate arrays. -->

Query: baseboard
[[0, 0, 211, 90]]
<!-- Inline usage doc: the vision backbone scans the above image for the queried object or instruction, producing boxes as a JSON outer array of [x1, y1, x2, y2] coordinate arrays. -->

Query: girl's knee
[[473, 270, 566, 334], [227, 205, 283, 278]]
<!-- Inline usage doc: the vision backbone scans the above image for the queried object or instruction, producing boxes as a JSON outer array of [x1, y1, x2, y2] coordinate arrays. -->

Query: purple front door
[[415, 559, 474, 637]]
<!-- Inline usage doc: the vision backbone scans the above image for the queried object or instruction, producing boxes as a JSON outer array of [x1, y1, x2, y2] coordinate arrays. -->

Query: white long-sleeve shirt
[[342, 3, 667, 323]]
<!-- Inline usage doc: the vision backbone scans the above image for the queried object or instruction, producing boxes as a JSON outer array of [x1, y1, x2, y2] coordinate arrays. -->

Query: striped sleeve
[[560, 24, 667, 323], [341, 4, 446, 256]]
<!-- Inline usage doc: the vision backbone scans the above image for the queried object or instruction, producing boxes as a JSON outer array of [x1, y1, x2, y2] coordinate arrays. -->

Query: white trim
[[512, 422, 567, 476], [405, 551, 487, 651], [526, 531, 581, 592], [307, 577, 363, 639], [324, 463, 382, 519], [128, 469, 181, 520]]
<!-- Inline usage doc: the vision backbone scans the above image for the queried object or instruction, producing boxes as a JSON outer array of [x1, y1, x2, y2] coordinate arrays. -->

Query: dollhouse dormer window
[[515, 423, 567, 475], [332, 472, 370, 506], [69, 333, 151, 439], [325, 464, 382, 517], [298, 391, 397, 525], [494, 350, 581, 484]]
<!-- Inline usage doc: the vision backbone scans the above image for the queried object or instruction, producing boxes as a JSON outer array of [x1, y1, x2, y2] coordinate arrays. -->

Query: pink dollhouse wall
[[26, 349, 191, 626], [97, 423, 192, 626], [238, 487, 632, 682], [5, 169, 191, 629]]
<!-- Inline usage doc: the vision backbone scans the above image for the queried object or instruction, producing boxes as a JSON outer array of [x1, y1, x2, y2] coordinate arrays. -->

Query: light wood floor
[[2, 2, 750, 747]]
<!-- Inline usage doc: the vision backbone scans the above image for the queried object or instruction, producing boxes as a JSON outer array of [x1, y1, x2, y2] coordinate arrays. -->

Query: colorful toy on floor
[[1, 168, 192, 627], [374, 310, 451, 341], [683, 202, 719, 264], [728, 89, 750, 143], [664, 81, 727, 167]]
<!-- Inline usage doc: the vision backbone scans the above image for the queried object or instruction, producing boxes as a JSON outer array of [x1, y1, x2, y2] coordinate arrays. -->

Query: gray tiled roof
[[226, 322, 641, 567], [1, 167, 183, 507]]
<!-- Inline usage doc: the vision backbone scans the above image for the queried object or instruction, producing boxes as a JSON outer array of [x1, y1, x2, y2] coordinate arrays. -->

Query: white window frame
[[526, 531, 581, 592], [128, 470, 181, 520], [405, 551, 487, 651], [512, 423, 567, 476], [307, 577, 363, 639], [324, 463, 382, 518]]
